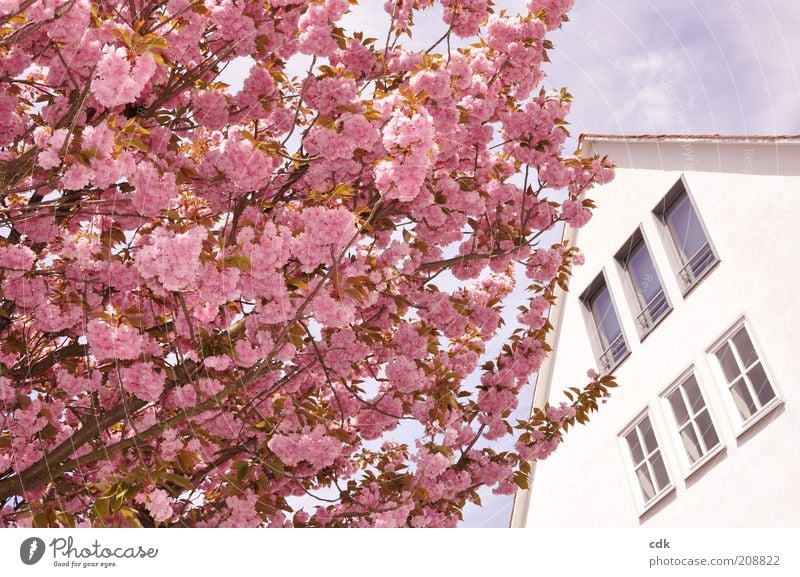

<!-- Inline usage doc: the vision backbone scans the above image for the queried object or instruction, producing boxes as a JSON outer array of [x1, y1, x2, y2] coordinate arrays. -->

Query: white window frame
[[659, 368, 724, 478], [614, 226, 673, 339], [580, 271, 631, 375], [618, 410, 674, 515], [707, 318, 783, 437], [652, 176, 720, 296]]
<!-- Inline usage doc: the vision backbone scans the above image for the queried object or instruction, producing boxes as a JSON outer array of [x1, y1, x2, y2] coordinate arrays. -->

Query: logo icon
[[20, 537, 46, 565]]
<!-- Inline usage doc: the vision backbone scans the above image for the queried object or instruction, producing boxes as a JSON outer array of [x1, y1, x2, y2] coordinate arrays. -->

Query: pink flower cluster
[[267, 425, 345, 472], [0, 244, 35, 277], [526, 0, 575, 30], [375, 107, 437, 202], [291, 206, 356, 273], [136, 226, 207, 292], [525, 247, 563, 283], [85, 319, 145, 363], [91, 48, 156, 108], [215, 134, 277, 192], [562, 199, 592, 228], [118, 362, 165, 402], [129, 162, 177, 217], [137, 489, 173, 524]]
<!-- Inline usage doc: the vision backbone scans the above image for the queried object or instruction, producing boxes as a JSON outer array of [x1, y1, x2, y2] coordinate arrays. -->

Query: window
[[663, 374, 721, 467], [616, 230, 671, 336], [713, 325, 778, 424], [581, 275, 629, 372], [622, 414, 671, 507], [655, 180, 719, 293]]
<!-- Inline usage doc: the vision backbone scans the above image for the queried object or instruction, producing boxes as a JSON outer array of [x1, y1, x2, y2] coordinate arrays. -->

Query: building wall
[[524, 142, 800, 527]]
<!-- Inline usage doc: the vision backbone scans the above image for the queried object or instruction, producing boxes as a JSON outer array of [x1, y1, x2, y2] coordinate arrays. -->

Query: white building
[[511, 134, 800, 527]]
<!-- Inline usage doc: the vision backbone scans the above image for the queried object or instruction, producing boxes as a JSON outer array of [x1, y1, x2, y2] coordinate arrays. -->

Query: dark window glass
[[640, 417, 659, 453], [666, 195, 707, 263], [626, 431, 644, 464], [684, 375, 705, 414], [660, 189, 718, 290], [732, 327, 758, 368], [715, 343, 740, 383], [628, 243, 662, 309], [668, 390, 690, 426], [695, 410, 720, 450], [748, 363, 776, 406], [731, 378, 757, 420], [590, 285, 622, 348]]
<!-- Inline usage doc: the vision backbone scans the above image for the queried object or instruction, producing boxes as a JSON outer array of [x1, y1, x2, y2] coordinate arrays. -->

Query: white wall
[[524, 141, 800, 527]]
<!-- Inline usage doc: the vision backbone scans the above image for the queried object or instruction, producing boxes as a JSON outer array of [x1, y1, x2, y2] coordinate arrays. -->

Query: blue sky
[[546, 0, 800, 138]]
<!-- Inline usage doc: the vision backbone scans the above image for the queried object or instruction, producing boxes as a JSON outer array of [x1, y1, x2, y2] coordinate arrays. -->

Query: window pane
[[683, 375, 705, 414], [640, 417, 658, 453], [651, 452, 670, 491], [715, 343, 741, 383], [747, 363, 776, 407], [732, 328, 758, 368], [666, 195, 707, 262], [590, 285, 622, 348], [667, 389, 690, 425], [679, 424, 702, 463], [731, 378, 757, 420], [695, 409, 720, 451], [635, 464, 656, 501], [627, 243, 663, 308], [626, 430, 644, 464]]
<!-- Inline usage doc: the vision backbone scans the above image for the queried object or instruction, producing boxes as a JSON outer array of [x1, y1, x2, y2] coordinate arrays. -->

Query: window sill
[[638, 307, 673, 342], [736, 397, 784, 439], [684, 443, 725, 482], [638, 485, 676, 518], [600, 348, 631, 377], [680, 258, 721, 298]]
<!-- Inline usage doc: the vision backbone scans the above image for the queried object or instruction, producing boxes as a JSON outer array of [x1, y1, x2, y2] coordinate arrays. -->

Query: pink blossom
[[546, 402, 576, 422], [0, 244, 35, 277], [526, 247, 563, 283], [215, 134, 276, 192], [80, 121, 115, 157], [140, 489, 173, 524], [85, 319, 144, 363], [193, 89, 229, 130], [526, 0, 575, 30], [268, 425, 345, 471], [562, 199, 592, 228], [92, 47, 156, 108], [33, 127, 69, 169], [415, 448, 450, 479], [118, 361, 165, 402], [527, 200, 556, 231], [291, 206, 356, 273], [385, 356, 426, 393], [136, 226, 206, 292], [0, 1, 21, 19], [129, 161, 176, 217]]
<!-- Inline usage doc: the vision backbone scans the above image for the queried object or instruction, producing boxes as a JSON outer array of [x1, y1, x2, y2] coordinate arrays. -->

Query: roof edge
[[579, 133, 800, 145]]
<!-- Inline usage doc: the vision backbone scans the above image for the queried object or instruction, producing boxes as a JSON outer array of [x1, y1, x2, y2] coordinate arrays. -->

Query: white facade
[[511, 135, 800, 528]]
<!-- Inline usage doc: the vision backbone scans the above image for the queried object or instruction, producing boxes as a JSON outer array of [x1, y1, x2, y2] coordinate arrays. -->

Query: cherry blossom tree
[[0, 0, 616, 528]]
